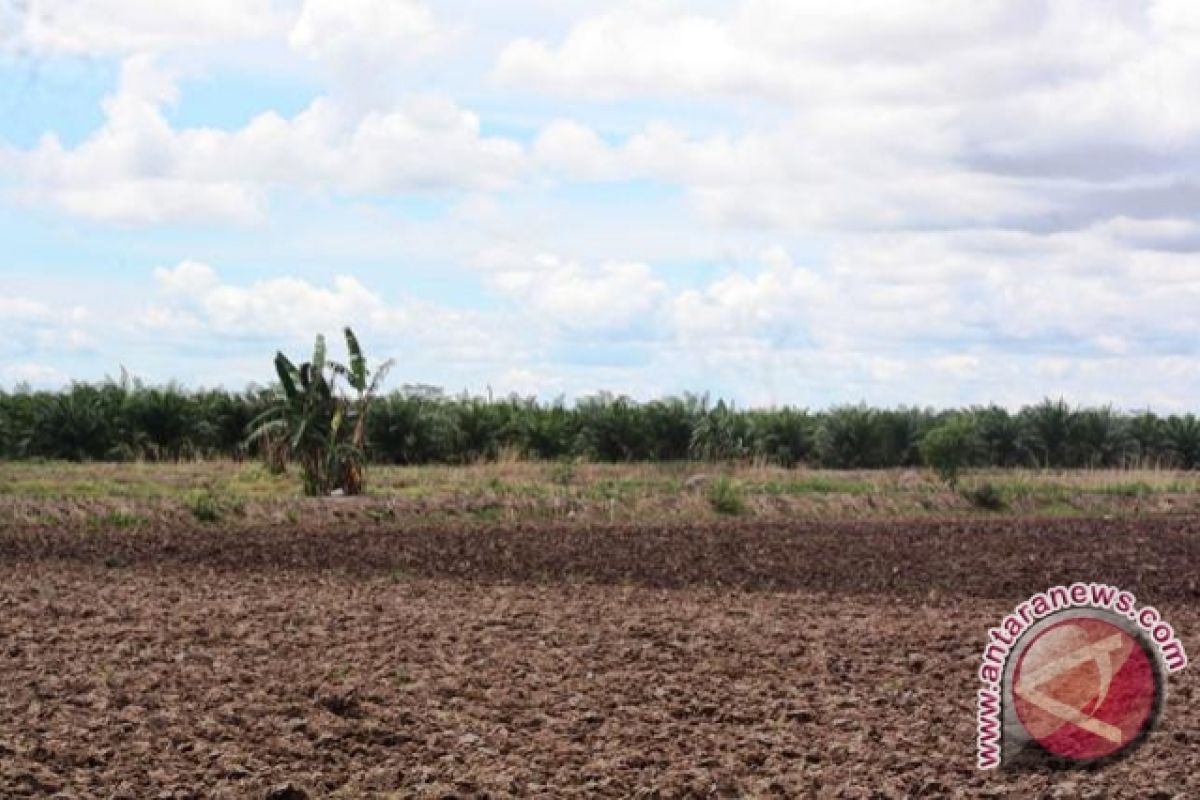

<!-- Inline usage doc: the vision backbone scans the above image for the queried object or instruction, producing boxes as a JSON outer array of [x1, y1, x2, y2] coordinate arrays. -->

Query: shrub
[[707, 476, 746, 516], [964, 482, 1005, 511], [550, 458, 577, 486], [187, 491, 223, 523], [921, 417, 980, 487]]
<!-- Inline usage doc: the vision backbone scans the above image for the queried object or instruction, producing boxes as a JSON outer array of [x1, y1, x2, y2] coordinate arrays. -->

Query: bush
[[187, 491, 223, 523], [707, 476, 746, 516], [550, 458, 577, 486], [921, 417, 979, 487], [964, 482, 1005, 511]]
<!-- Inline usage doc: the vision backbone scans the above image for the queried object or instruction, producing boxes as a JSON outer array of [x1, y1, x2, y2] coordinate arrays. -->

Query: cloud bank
[[4, 1, 1199, 408]]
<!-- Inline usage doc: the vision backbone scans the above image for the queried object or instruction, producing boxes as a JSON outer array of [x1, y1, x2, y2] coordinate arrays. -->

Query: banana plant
[[247, 329, 391, 496], [333, 327, 395, 449], [329, 327, 393, 493]]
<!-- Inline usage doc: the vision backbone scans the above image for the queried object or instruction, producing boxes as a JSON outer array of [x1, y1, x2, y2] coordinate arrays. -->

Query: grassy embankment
[[2, 460, 1199, 529]]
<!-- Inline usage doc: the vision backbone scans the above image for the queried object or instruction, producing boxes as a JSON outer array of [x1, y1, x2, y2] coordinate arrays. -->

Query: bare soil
[[1, 516, 1198, 798]]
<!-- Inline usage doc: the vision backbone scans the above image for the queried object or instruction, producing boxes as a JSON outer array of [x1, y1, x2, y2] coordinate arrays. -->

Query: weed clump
[[187, 491, 223, 523], [550, 458, 577, 486], [964, 482, 1005, 511], [707, 476, 746, 516]]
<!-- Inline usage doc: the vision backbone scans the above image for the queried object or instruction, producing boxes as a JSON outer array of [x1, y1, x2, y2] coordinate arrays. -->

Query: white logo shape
[[1015, 631, 1127, 744]]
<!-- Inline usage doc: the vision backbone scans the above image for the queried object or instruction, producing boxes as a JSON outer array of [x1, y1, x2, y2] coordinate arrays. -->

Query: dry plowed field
[[2, 516, 1198, 797]]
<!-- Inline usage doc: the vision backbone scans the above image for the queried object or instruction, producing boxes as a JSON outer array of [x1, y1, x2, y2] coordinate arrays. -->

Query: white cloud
[[498, 8, 775, 100], [1, 363, 68, 386], [153, 260, 221, 297], [0, 296, 53, 322], [533, 119, 625, 181], [496, 1, 1042, 102], [14, 0, 283, 55], [825, 224, 1200, 349], [7, 1, 1200, 408], [10, 56, 525, 224], [289, 0, 447, 73], [489, 254, 667, 332], [9, 225, 1200, 406], [497, 1, 1145, 107], [1092, 335, 1129, 356], [469, 226, 1200, 403], [531, 114, 1048, 231], [50, 179, 265, 225], [0, 295, 94, 359], [509, 2, 1200, 233], [931, 354, 980, 378], [143, 261, 522, 369], [146, 262, 401, 339], [671, 247, 829, 344]]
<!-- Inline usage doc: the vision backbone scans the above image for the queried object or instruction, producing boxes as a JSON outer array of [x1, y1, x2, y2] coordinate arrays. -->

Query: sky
[[2, 0, 1200, 410]]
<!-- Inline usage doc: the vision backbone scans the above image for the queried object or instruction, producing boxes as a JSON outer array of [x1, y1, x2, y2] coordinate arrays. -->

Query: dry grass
[[1, 459, 1198, 528]]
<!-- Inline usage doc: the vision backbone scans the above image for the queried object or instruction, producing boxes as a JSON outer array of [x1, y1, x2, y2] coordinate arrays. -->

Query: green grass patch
[[548, 459, 577, 486], [993, 481, 1072, 503], [185, 490, 244, 523], [467, 506, 501, 522], [962, 482, 1005, 511], [366, 505, 396, 522], [89, 510, 148, 528], [1091, 481, 1154, 498], [750, 476, 876, 496], [588, 478, 640, 501], [227, 463, 295, 496], [0, 477, 170, 499], [707, 476, 746, 516]]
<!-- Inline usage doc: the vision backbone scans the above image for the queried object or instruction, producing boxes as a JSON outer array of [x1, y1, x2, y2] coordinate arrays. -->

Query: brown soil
[[4, 515, 1200, 600], [1, 517, 1197, 797]]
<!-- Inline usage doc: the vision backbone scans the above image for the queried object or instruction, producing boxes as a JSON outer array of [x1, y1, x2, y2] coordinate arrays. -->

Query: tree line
[[2, 377, 1199, 470]]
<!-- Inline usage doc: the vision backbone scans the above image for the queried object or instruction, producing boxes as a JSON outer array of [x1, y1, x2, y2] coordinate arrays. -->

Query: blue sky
[[3, 1, 1200, 409]]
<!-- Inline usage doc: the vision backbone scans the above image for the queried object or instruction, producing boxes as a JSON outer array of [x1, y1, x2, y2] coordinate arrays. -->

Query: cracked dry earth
[[1, 518, 1198, 798]]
